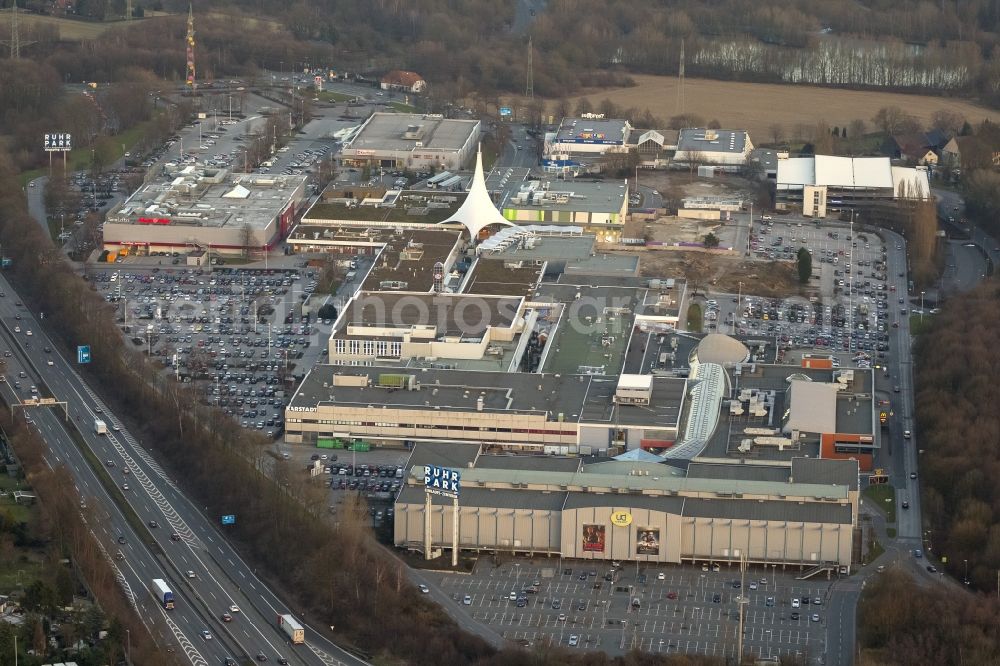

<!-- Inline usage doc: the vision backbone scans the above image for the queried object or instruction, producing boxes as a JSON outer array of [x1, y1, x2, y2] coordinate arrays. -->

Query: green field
[[20, 115, 162, 188], [687, 303, 703, 332], [863, 483, 897, 524], [389, 101, 418, 113]]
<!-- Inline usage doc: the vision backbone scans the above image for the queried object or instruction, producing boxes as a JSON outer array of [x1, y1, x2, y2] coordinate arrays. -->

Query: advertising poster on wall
[[582, 524, 606, 552], [636, 527, 660, 555]]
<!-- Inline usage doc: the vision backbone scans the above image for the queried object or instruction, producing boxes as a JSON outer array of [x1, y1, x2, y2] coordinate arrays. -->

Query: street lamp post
[[920, 291, 925, 322], [964, 559, 969, 585]]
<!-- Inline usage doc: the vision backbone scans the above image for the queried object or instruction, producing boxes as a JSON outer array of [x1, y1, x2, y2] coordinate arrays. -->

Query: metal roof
[[683, 498, 853, 524], [410, 465, 850, 501]]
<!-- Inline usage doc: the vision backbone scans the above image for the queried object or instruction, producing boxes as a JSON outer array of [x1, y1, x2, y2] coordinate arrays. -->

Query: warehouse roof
[[683, 498, 853, 524], [553, 117, 631, 145], [777, 155, 929, 197], [107, 170, 306, 231], [791, 457, 859, 491], [563, 492, 686, 514], [677, 128, 750, 154], [476, 455, 582, 473], [345, 113, 479, 154], [338, 292, 523, 337], [686, 462, 790, 484], [408, 464, 850, 501], [397, 484, 567, 510]]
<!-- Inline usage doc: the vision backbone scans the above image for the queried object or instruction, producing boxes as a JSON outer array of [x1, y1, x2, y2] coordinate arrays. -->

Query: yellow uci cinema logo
[[610, 511, 633, 527]]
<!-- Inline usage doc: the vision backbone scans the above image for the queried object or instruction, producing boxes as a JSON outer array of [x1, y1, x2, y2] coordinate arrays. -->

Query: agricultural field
[[7, 13, 141, 41], [562, 74, 996, 139]]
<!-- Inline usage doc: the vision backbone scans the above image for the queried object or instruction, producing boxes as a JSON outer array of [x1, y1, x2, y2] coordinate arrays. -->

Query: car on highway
[[106, 459, 115, 467], [229, 604, 240, 613], [927, 565, 938, 573], [170, 532, 181, 541], [200, 630, 212, 640], [910, 472, 917, 479], [256, 653, 268, 663], [221, 612, 232, 622], [187, 570, 196, 578], [147, 520, 157, 528], [419, 584, 430, 594], [122, 483, 129, 490], [902, 500, 910, 509], [914, 549, 923, 558], [117, 535, 126, 544]]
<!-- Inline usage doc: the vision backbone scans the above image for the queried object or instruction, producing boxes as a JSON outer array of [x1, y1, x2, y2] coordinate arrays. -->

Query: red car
[[666, 591, 678, 600]]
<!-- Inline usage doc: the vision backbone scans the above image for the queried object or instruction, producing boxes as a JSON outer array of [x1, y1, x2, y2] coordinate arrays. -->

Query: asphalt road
[[0, 273, 367, 666]]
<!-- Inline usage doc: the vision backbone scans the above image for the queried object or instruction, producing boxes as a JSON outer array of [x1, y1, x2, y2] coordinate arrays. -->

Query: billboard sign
[[44, 133, 72, 151], [137, 217, 171, 225], [221, 514, 236, 525], [424, 465, 460, 498], [499, 106, 512, 117], [77, 345, 91, 364], [582, 524, 605, 552], [636, 527, 660, 555]]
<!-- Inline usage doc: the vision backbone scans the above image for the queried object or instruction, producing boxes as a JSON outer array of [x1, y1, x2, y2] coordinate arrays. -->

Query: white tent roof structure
[[439, 146, 513, 238]]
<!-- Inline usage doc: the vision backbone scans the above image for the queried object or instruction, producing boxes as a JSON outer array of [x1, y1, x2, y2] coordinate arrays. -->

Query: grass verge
[[909, 313, 934, 336], [687, 303, 703, 332], [389, 101, 417, 113], [863, 483, 897, 524], [865, 535, 885, 565]]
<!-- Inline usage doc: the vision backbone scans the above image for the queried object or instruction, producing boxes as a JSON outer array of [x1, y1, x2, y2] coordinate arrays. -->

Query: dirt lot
[[561, 74, 995, 139], [610, 248, 800, 299]]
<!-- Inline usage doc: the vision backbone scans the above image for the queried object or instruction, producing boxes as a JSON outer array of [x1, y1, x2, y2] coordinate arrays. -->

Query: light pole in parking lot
[[964, 559, 969, 585], [920, 291, 925, 322]]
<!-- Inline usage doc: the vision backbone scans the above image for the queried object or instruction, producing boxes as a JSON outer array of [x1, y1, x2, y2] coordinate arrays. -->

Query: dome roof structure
[[439, 146, 514, 238], [694, 333, 750, 366]]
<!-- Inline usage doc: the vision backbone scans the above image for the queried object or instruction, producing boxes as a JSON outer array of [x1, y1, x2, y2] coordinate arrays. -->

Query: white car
[[419, 584, 430, 594], [792, 598, 800, 608], [657, 572, 665, 580], [229, 604, 240, 613], [462, 595, 472, 605], [568, 635, 579, 646], [187, 570, 196, 579], [201, 630, 213, 640]]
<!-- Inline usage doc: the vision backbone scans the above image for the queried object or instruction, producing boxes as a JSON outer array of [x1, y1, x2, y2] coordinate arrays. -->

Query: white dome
[[695, 333, 750, 366]]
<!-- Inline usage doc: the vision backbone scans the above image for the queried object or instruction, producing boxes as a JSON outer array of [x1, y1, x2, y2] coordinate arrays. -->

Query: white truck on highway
[[151, 578, 175, 610], [94, 418, 107, 435], [278, 613, 305, 644]]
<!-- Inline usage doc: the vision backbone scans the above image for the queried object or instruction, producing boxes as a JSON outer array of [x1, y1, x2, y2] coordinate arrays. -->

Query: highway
[[0, 273, 367, 666]]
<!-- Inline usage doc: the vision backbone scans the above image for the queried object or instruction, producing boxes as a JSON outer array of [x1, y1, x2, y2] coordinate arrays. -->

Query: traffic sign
[[77, 345, 91, 364], [221, 514, 236, 525]]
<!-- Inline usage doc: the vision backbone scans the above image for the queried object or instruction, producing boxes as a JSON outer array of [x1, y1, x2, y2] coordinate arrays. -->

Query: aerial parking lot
[[702, 213, 898, 367], [425, 558, 836, 662], [86, 263, 333, 437]]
